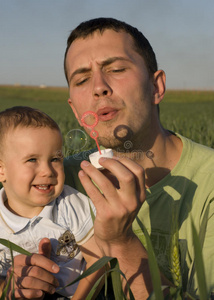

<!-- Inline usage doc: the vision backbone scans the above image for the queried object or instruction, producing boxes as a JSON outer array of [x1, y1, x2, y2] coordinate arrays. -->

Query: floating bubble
[[81, 111, 101, 154], [90, 130, 99, 139], [81, 111, 99, 128], [65, 129, 87, 151]]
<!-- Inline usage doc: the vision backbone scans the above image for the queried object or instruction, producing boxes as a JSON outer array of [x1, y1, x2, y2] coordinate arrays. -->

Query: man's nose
[[92, 71, 112, 98]]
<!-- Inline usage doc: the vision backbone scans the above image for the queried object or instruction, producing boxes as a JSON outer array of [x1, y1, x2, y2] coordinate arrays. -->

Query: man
[[63, 17, 214, 299], [2, 17, 214, 299]]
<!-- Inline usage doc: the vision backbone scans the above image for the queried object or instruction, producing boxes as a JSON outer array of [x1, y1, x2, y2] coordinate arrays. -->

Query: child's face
[[1, 126, 65, 218]]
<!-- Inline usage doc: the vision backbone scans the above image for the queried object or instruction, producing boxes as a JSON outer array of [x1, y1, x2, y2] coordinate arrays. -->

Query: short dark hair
[[64, 17, 158, 83], [0, 106, 60, 152]]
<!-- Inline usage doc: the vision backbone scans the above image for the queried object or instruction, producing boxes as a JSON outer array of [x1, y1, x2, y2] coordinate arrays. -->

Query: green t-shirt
[[64, 134, 214, 297]]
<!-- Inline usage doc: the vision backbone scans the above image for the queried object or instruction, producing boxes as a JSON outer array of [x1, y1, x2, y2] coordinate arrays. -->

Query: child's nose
[[39, 163, 55, 177]]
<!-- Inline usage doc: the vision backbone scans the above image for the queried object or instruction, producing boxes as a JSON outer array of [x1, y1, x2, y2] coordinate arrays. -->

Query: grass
[[0, 85, 214, 152], [0, 85, 95, 154], [160, 101, 214, 148]]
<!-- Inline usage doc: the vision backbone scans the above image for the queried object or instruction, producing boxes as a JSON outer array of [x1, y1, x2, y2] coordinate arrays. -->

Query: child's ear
[[0, 160, 6, 183]]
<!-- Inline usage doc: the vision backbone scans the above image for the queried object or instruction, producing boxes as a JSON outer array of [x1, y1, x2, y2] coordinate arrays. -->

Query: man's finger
[[102, 157, 146, 203], [12, 288, 44, 299], [13, 254, 60, 274]]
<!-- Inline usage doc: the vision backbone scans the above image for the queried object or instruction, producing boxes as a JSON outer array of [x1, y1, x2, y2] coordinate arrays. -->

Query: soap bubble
[[81, 111, 98, 128], [65, 129, 87, 151], [90, 130, 99, 139]]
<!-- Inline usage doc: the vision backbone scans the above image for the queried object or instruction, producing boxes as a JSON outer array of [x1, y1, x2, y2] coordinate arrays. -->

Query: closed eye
[[76, 78, 89, 86], [112, 68, 126, 73]]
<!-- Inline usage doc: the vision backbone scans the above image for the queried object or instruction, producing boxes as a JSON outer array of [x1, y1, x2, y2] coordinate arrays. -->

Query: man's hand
[[3, 238, 59, 299], [78, 157, 153, 300], [79, 157, 146, 246]]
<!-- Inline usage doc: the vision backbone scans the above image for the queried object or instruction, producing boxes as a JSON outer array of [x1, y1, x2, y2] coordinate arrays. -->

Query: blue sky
[[0, 0, 213, 90]]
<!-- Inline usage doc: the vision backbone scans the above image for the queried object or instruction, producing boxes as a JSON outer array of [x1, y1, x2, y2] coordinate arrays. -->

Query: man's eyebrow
[[100, 56, 130, 67], [69, 67, 91, 83], [69, 57, 130, 83]]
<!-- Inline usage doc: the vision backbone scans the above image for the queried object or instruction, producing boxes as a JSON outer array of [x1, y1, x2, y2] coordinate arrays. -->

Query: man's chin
[[98, 137, 124, 150]]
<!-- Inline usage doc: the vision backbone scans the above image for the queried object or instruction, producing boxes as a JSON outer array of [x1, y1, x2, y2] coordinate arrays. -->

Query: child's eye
[[27, 158, 37, 163], [52, 158, 59, 162], [51, 157, 63, 162]]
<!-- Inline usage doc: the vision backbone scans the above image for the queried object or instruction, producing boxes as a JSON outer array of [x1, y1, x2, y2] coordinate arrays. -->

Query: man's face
[[1, 126, 65, 218], [66, 29, 158, 150]]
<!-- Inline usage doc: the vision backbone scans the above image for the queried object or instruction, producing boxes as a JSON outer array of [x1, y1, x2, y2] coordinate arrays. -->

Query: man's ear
[[152, 70, 166, 105], [0, 160, 6, 183], [68, 99, 83, 126]]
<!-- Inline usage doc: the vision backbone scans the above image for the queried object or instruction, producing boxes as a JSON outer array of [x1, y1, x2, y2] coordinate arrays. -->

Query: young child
[[0, 106, 102, 299]]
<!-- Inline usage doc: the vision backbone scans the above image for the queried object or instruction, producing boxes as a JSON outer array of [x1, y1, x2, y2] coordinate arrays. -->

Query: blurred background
[[0, 0, 214, 90]]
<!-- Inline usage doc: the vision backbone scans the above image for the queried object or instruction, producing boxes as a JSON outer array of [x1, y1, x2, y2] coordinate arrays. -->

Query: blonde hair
[[0, 106, 61, 156]]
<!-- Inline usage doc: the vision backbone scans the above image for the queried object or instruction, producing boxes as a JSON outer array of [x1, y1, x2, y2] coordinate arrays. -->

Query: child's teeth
[[38, 185, 49, 190]]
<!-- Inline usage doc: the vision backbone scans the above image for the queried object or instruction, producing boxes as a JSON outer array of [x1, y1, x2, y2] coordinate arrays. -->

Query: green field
[[0, 85, 214, 156]]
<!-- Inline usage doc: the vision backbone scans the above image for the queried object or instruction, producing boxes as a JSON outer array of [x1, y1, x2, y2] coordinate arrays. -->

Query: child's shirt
[[0, 184, 96, 298]]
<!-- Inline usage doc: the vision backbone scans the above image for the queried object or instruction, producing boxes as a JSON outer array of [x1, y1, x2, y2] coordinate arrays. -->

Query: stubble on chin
[[97, 135, 123, 150], [97, 124, 134, 150]]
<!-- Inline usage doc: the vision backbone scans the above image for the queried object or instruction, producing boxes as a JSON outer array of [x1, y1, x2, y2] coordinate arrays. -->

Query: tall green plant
[[191, 220, 208, 299], [0, 214, 212, 300], [0, 238, 133, 299], [135, 216, 212, 300]]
